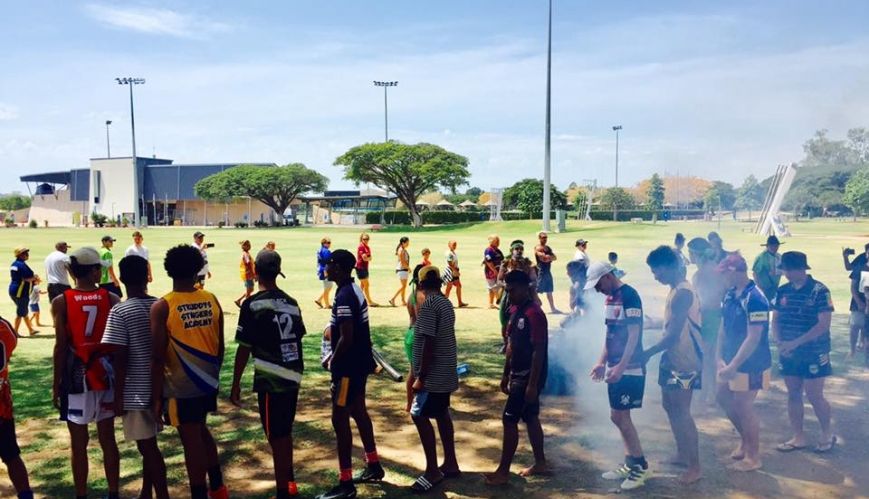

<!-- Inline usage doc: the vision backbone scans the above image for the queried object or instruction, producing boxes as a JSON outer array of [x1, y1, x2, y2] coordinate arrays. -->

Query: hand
[[412, 378, 424, 393], [717, 364, 736, 381], [207, 272, 212, 279], [778, 340, 797, 357], [589, 363, 605, 382], [147, 274, 153, 283], [152, 399, 163, 429], [500, 376, 509, 395], [605, 365, 624, 384], [52, 384, 61, 410], [230, 384, 242, 407], [524, 384, 538, 404]]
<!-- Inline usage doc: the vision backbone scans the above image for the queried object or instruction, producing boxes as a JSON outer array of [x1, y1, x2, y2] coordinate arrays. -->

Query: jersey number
[[82, 305, 98, 337], [272, 313, 294, 340]]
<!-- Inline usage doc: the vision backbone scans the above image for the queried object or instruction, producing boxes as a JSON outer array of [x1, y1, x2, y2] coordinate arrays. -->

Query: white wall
[[28, 188, 88, 227], [89, 158, 137, 219]]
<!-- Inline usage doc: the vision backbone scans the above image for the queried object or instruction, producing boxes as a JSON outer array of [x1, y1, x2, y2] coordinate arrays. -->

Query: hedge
[[366, 209, 707, 225]]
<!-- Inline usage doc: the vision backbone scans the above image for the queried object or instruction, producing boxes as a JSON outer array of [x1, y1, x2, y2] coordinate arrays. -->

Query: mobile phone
[[206, 243, 216, 248]]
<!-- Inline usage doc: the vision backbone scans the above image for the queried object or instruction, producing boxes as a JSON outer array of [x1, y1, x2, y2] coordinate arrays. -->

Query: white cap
[[584, 261, 615, 290], [70, 247, 102, 266]]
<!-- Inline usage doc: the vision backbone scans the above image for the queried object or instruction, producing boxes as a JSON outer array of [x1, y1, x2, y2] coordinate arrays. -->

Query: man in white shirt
[[44, 241, 72, 301], [574, 239, 590, 263], [124, 231, 152, 283], [192, 231, 211, 288]]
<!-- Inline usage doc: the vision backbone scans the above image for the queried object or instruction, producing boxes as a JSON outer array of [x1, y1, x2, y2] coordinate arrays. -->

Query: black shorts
[[779, 352, 832, 379], [608, 375, 645, 410], [47, 283, 71, 301], [503, 380, 540, 423], [658, 367, 702, 390], [410, 391, 451, 419], [331, 375, 368, 408], [164, 393, 217, 427], [99, 282, 123, 299], [258, 390, 299, 440], [355, 268, 370, 280], [10, 294, 28, 318], [0, 418, 21, 463]]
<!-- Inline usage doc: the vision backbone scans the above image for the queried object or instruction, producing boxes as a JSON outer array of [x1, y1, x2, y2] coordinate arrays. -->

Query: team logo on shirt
[[517, 318, 526, 329]]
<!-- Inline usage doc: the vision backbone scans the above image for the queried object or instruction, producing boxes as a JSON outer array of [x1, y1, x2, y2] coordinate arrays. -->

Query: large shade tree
[[735, 174, 765, 219], [194, 163, 328, 225], [843, 166, 869, 216], [335, 142, 470, 227], [503, 178, 567, 216]]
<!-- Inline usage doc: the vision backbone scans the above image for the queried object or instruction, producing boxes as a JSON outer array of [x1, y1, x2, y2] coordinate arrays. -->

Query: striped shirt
[[413, 293, 458, 393], [773, 276, 833, 356], [102, 296, 158, 411], [330, 281, 376, 376]]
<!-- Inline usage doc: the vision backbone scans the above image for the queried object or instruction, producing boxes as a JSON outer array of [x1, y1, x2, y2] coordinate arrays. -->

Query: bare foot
[[666, 454, 688, 467], [489, 304, 499, 310], [484, 471, 510, 486], [677, 468, 702, 484], [519, 462, 551, 477], [730, 445, 745, 460], [728, 459, 761, 472]]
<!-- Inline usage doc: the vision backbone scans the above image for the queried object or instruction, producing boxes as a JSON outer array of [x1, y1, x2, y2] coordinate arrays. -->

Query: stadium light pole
[[116, 77, 145, 227], [542, 0, 553, 232], [612, 125, 622, 187], [373, 81, 398, 142], [105, 120, 112, 158]]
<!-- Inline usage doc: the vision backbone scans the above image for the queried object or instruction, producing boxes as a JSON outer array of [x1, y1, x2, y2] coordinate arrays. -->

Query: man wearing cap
[[192, 231, 211, 288], [9, 248, 37, 337], [752, 236, 782, 302], [51, 247, 122, 499], [498, 241, 538, 342], [574, 238, 589, 262], [45, 241, 73, 301], [586, 261, 649, 490], [231, 250, 306, 499], [408, 265, 460, 493], [99, 235, 122, 298], [485, 270, 549, 485], [483, 235, 504, 309], [125, 231, 152, 283], [772, 251, 836, 453], [535, 232, 562, 315], [716, 253, 772, 472], [318, 249, 383, 499]]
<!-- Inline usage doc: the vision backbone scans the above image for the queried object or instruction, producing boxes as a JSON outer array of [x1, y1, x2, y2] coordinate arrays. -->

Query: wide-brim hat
[[779, 251, 810, 270], [762, 235, 783, 247]]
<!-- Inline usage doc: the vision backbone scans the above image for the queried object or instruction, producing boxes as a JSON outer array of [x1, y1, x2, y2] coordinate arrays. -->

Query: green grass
[[1, 218, 866, 497]]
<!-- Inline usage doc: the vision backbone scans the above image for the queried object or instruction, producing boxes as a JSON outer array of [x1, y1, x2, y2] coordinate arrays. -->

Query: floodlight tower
[[105, 120, 112, 158], [116, 77, 145, 227], [373, 81, 398, 141], [542, 0, 553, 232], [612, 125, 623, 187]]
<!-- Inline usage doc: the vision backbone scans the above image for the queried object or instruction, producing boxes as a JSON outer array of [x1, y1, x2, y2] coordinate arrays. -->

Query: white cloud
[[0, 104, 18, 121], [83, 4, 231, 39]]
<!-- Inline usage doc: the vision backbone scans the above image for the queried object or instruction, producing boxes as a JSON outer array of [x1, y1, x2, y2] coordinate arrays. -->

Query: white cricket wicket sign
[[756, 163, 797, 237]]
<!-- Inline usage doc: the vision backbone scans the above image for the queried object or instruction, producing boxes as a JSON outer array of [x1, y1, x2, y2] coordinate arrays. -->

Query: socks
[[207, 465, 224, 491], [277, 481, 299, 498], [339, 468, 353, 482], [365, 450, 380, 464], [626, 455, 648, 470]]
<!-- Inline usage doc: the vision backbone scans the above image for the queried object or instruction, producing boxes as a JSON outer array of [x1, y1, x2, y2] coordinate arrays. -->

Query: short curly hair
[[163, 244, 204, 280]]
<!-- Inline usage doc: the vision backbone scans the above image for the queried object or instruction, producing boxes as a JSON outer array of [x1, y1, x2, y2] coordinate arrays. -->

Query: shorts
[[503, 380, 540, 423], [164, 393, 218, 427], [331, 375, 368, 408], [0, 417, 21, 463], [850, 310, 866, 328], [700, 308, 722, 344], [48, 283, 71, 301], [356, 268, 370, 280], [410, 391, 451, 418], [66, 390, 115, 425], [396, 270, 409, 281], [608, 374, 645, 410], [99, 282, 123, 299], [123, 410, 160, 441], [779, 352, 832, 379], [726, 369, 771, 392], [244, 279, 255, 290], [658, 367, 702, 390], [29, 303, 39, 313], [486, 278, 499, 291], [321, 279, 334, 290], [10, 294, 28, 318], [536, 270, 554, 294], [258, 390, 299, 440]]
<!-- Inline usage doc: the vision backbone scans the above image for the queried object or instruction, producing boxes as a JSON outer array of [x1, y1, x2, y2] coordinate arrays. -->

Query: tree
[[646, 174, 666, 212], [600, 187, 635, 210], [195, 163, 328, 225], [464, 186, 483, 200], [843, 166, 869, 215], [703, 181, 736, 212], [335, 142, 470, 228], [735, 174, 765, 219], [503, 178, 567, 216], [0, 194, 31, 211]]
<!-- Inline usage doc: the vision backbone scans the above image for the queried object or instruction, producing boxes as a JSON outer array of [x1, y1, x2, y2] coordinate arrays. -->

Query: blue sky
[[2, 1, 868, 193]]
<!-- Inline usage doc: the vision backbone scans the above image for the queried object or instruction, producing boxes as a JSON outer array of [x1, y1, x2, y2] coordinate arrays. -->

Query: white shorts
[[396, 270, 409, 281], [123, 410, 160, 442], [322, 279, 334, 290], [67, 390, 115, 425], [850, 310, 866, 328], [486, 278, 501, 291]]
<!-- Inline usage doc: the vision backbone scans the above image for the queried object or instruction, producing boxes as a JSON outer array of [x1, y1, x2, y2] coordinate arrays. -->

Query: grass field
[[1, 218, 867, 498]]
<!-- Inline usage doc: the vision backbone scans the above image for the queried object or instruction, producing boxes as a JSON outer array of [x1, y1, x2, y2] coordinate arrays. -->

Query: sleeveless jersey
[[0, 317, 17, 419], [163, 289, 221, 399], [65, 288, 112, 392], [662, 281, 704, 372]]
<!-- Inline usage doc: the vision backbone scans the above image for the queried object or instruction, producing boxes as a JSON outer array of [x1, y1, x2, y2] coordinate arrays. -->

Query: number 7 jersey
[[64, 287, 113, 392]]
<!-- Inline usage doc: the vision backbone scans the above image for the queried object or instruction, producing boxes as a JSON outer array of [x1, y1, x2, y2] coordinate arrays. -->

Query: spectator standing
[[234, 240, 256, 308], [28, 276, 46, 328], [535, 232, 562, 314], [844, 244, 869, 362], [355, 232, 379, 307], [124, 231, 152, 283], [752, 235, 783, 302], [389, 237, 411, 307], [315, 237, 334, 309], [44, 241, 72, 301], [192, 231, 211, 288], [483, 235, 504, 309], [687, 237, 728, 406], [99, 235, 123, 298], [8, 248, 37, 337], [444, 241, 468, 308]]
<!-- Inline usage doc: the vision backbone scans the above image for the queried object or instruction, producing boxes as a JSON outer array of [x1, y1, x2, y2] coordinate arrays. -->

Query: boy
[[231, 250, 306, 498], [51, 247, 121, 499], [28, 276, 47, 327], [102, 255, 169, 498], [485, 271, 549, 485], [151, 245, 227, 499], [235, 240, 256, 307], [0, 314, 33, 499], [608, 252, 626, 279]]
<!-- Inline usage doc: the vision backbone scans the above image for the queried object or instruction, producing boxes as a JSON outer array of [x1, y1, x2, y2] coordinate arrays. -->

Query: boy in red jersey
[[51, 247, 121, 499], [1, 314, 33, 499]]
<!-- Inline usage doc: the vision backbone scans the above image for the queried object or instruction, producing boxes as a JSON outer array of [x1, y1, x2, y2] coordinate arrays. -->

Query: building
[[21, 157, 281, 227], [300, 188, 396, 225]]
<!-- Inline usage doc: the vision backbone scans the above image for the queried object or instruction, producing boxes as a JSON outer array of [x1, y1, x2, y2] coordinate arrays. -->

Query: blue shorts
[[29, 303, 39, 313], [537, 270, 554, 294], [779, 352, 831, 379], [410, 391, 451, 419], [244, 279, 255, 290]]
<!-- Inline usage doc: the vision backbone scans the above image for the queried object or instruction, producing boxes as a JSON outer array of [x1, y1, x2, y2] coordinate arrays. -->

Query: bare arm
[[852, 278, 866, 311], [229, 344, 251, 406], [525, 339, 546, 402], [723, 325, 763, 372], [330, 320, 354, 369], [51, 295, 68, 408], [643, 288, 693, 361], [150, 299, 169, 420]]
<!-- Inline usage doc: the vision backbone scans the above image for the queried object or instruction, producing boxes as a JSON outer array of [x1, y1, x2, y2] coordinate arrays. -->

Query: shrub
[[28, 220, 37, 228]]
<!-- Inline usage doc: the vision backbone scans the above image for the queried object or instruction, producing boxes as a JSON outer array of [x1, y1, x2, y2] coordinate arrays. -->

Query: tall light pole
[[542, 0, 553, 232], [612, 125, 622, 187], [105, 120, 112, 158], [116, 77, 145, 227], [373, 81, 398, 141]]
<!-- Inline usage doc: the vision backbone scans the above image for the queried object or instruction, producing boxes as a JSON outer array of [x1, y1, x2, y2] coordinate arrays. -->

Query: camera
[[844, 247, 856, 256], [206, 243, 216, 248]]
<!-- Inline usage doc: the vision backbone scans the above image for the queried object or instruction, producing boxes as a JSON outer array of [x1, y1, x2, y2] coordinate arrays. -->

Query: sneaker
[[353, 462, 385, 483], [208, 485, 229, 499], [316, 481, 357, 499], [601, 463, 631, 480], [620, 466, 649, 490]]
